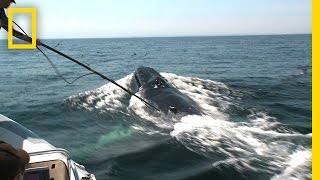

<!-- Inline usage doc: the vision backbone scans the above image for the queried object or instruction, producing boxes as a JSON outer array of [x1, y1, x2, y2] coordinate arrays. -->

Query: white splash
[[66, 71, 311, 179], [170, 115, 311, 178], [271, 149, 312, 180], [161, 73, 230, 119], [65, 74, 133, 113]]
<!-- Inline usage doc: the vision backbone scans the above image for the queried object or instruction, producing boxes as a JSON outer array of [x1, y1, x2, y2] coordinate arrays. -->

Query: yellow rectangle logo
[[8, 8, 37, 49]]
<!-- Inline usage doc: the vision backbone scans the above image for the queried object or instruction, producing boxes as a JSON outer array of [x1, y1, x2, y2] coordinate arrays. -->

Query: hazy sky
[[0, 0, 312, 39]]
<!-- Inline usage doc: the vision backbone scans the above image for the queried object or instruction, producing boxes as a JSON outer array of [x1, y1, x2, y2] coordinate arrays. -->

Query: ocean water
[[0, 34, 311, 180]]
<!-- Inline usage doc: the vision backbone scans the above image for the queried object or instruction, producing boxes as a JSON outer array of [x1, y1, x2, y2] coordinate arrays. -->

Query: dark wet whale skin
[[130, 66, 202, 118]]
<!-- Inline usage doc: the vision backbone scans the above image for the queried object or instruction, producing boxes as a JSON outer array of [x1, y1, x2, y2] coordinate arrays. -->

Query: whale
[[130, 66, 202, 119]]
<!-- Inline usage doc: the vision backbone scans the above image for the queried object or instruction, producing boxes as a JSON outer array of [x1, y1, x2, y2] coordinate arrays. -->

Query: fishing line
[[12, 21, 160, 112], [13, 21, 94, 85], [37, 46, 94, 84], [54, 41, 62, 48], [41, 43, 161, 112]]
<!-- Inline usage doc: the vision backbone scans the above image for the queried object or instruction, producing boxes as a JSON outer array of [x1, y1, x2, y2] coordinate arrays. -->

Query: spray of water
[[65, 72, 311, 179]]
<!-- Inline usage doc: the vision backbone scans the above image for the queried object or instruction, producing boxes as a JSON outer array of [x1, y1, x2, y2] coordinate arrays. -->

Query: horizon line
[[0, 33, 311, 40]]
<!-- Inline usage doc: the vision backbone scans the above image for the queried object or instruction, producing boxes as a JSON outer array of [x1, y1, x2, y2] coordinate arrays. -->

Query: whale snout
[[130, 66, 202, 119]]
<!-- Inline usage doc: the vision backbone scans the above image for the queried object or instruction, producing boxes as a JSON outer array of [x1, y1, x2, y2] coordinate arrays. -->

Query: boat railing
[[27, 148, 83, 180]]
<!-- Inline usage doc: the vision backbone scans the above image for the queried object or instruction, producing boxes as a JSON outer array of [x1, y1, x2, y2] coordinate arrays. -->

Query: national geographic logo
[[7, 8, 37, 49]]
